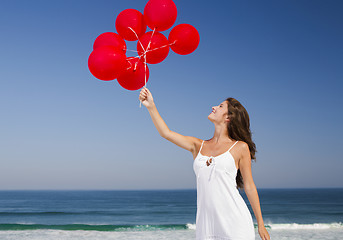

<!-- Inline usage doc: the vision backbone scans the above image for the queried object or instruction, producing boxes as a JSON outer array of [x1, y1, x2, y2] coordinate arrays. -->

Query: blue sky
[[0, 0, 342, 190]]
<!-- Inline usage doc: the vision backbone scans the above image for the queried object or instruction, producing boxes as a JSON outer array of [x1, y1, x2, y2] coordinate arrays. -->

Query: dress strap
[[197, 140, 205, 156], [228, 140, 239, 152], [199, 140, 204, 152]]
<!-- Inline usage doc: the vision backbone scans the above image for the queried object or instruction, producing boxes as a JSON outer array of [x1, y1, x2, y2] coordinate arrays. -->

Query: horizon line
[[0, 187, 342, 191]]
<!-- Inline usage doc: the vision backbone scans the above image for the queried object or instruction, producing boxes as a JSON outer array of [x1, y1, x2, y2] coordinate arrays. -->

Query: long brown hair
[[226, 97, 256, 189]]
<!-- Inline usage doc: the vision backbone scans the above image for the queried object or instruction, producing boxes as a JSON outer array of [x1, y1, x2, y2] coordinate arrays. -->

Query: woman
[[139, 87, 270, 240]]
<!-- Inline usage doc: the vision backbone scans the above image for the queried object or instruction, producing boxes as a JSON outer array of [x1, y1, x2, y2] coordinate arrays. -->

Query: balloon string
[[139, 55, 146, 108], [139, 56, 145, 108], [128, 40, 176, 58], [144, 28, 156, 57], [143, 40, 176, 54], [128, 27, 153, 108], [139, 28, 155, 108], [128, 27, 146, 52], [144, 54, 147, 88], [126, 49, 139, 53], [128, 28, 172, 108], [126, 60, 132, 71], [136, 40, 176, 62], [138, 39, 175, 107], [127, 28, 175, 61], [140, 45, 149, 108], [128, 27, 146, 108], [142, 29, 155, 94]]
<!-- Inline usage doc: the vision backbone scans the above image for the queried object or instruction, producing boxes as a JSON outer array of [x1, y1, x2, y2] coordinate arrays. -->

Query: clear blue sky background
[[0, 0, 342, 190]]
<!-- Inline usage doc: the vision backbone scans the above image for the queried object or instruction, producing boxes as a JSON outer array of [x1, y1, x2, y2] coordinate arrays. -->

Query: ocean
[[0, 189, 342, 240]]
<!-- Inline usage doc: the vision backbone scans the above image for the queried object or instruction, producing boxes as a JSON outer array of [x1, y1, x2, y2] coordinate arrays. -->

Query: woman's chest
[[193, 152, 237, 176]]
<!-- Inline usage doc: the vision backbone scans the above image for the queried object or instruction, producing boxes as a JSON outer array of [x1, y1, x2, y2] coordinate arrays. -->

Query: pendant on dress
[[206, 157, 213, 166]]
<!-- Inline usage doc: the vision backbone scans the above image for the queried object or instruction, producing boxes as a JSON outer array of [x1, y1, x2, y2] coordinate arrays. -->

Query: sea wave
[[0, 223, 195, 232], [266, 222, 343, 230], [1, 222, 342, 232]]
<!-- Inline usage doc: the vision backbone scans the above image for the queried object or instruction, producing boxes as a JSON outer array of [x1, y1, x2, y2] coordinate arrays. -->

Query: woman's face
[[208, 100, 229, 124]]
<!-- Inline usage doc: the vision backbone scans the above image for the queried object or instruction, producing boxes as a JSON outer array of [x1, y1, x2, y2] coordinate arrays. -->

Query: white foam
[[186, 223, 196, 230], [269, 222, 343, 230]]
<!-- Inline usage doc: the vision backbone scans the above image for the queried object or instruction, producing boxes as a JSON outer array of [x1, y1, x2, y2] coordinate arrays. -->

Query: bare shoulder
[[235, 141, 251, 158], [236, 140, 250, 151]]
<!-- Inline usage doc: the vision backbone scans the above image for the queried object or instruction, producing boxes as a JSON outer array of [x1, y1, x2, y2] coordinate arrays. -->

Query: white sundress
[[193, 140, 255, 240]]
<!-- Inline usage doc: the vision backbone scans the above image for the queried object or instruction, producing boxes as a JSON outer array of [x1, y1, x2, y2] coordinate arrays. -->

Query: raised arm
[[139, 87, 200, 156]]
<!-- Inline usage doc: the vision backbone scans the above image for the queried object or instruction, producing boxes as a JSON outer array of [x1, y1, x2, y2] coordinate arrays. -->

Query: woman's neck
[[211, 124, 233, 143]]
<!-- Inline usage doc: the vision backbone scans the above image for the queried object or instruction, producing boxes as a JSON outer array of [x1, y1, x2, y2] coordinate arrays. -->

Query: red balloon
[[115, 9, 147, 41], [93, 32, 127, 54], [88, 46, 127, 81], [137, 31, 169, 64], [168, 24, 200, 55], [117, 57, 149, 90], [144, 0, 177, 31]]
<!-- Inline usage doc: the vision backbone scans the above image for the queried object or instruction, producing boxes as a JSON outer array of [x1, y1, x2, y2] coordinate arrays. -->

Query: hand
[[258, 225, 270, 240], [139, 87, 154, 109]]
